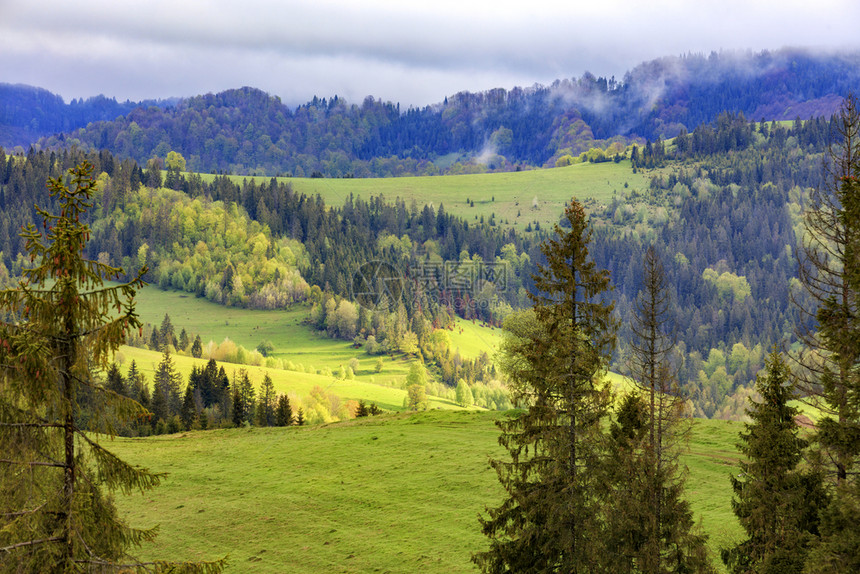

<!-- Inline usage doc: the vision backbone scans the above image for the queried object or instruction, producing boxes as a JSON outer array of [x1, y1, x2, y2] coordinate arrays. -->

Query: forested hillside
[[0, 83, 172, 148], [0, 107, 831, 419], [12, 49, 857, 177]]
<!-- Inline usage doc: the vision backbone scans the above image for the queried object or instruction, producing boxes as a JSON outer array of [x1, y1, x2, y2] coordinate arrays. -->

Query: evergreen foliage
[[256, 373, 276, 427], [230, 369, 255, 427], [21, 49, 858, 175], [275, 394, 293, 426], [151, 348, 182, 428], [794, 93, 860, 573], [606, 245, 712, 573], [191, 335, 203, 358], [474, 199, 616, 572], [722, 350, 826, 574], [0, 162, 224, 572]]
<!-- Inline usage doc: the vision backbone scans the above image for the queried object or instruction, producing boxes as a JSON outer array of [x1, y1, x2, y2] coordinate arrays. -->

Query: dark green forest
[[0, 109, 836, 419], [4, 49, 858, 177], [3, 47, 860, 572]]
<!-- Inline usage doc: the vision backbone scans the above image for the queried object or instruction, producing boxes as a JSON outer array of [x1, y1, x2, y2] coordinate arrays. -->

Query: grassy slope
[[202, 160, 648, 230], [116, 161, 743, 570], [446, 318, 503, 359], [111, 411, 743, 573], [126, 286, 507, 410], [119, 346, 457, 412]]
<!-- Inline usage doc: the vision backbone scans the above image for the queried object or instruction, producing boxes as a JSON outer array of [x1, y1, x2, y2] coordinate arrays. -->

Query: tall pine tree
[[795, 93, 860, 571], [474, 199, 616, 573], [605, 245, 712, 573], [0, 161, 224, 572]]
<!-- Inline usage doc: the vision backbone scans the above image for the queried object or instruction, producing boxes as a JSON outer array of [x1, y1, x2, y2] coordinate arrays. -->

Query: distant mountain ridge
[[2, 48, 858, 176], [0, 83, 175, 149]]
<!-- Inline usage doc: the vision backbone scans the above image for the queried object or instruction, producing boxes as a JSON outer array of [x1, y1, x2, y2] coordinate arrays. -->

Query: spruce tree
[[159, 313, 176, 349], [0, 161, 224, 572], [257, 373, 276, 427], [106, 362, 127, 397], [607, 245, 712, 573], [180, 384, 197, 431], [722, 350, 827, 574], [794, 93, 860, 570], [796, 93, 860, 484], [355, 400, 369, 418], [178, 328, 189, 352], [276, 394, 293, 426], [127, 360, 147, 406], [152, 348, 182, 426], [191, 334, 203, 358], [474, 199, 616, 573], [216, 366, 231, 424], [240, 369, 255, 423], [231, 385, 244, 427]]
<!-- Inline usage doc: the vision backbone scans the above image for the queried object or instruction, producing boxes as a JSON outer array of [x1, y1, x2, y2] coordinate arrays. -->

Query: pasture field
[[118, 346, 457, 412], [110, 411, 743, 573], [124, 286, 510, 410], [199, 160, 648, 231], [131, 286, 506, 376], [446, 317, 504, 359]]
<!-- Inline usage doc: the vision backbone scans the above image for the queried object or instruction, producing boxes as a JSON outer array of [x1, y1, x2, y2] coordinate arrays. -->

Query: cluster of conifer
[[475, 97, 860, 573]]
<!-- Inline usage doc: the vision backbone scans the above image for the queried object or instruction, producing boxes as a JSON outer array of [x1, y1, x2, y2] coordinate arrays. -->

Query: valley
[[3, 46, 859, 573]]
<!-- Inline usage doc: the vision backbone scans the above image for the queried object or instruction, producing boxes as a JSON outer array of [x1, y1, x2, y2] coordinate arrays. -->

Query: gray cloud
[[2, 0, 860, 106]]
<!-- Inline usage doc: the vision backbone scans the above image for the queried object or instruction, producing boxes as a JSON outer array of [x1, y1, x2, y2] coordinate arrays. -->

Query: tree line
[[0, 116, 838, 420], [14, 49, 857, 177]]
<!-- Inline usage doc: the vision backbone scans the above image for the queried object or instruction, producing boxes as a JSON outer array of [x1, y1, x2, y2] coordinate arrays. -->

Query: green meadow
[[110, 411, 743, 573], [132, 288, 373, 374], [123, 286, 509, 410], [200, 160, 648, 231], [118, 346, 457, 412], [117, 235, 744, 572]]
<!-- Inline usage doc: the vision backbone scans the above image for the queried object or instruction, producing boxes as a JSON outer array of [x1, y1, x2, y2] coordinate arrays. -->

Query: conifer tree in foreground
[[722, 350, 826, 574], [794, 93, 860, 571], [474, 199, 616, 573], [0, 162, 224, 572], [605, 245, 712, 573]]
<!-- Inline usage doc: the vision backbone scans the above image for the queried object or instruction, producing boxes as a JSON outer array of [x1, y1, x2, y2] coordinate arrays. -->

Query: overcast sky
[[2, 0, 860, 108]]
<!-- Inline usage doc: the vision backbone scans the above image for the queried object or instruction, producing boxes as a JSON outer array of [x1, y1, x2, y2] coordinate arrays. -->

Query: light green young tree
[[404, 362, 430, 410], [455, 378, 474, 407], [0, 162, 224, 572]]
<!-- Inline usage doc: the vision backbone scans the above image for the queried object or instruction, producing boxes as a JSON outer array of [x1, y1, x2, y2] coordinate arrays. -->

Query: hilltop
[[4, 48, 856, 177]]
